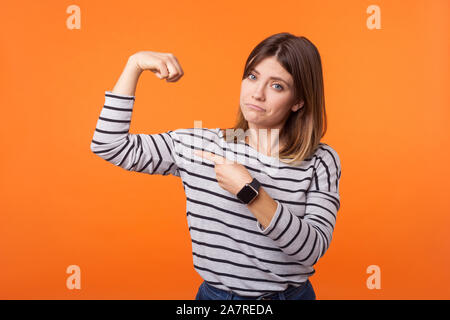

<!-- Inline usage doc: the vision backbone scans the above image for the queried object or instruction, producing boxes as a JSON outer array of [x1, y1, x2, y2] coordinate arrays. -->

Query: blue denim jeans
[[195, 280, 316, 300]]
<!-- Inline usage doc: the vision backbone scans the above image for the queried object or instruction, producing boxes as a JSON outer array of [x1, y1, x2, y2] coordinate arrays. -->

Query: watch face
[[237, 185, 258, 204]]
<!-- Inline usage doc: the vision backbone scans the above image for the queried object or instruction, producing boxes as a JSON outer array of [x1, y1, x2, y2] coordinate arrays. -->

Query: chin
[[243, 113, 260, 123]]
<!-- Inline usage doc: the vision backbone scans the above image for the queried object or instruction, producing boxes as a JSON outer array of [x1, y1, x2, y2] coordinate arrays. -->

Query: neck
[[245, 125, 284, 157]]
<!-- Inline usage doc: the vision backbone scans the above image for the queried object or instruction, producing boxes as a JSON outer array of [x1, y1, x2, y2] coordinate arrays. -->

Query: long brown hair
[[220, 32, 327, 165]]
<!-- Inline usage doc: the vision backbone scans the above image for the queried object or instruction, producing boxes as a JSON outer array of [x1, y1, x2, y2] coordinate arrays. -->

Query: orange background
[[1, 0, 449, 299]]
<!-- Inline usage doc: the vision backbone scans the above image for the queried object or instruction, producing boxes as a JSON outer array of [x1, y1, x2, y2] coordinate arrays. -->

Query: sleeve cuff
[[256, 200, 283, 235], [105, 90, 135, 100]]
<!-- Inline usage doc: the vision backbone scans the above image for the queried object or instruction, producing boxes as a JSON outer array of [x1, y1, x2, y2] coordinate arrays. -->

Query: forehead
[[251, 57, 292, 85]]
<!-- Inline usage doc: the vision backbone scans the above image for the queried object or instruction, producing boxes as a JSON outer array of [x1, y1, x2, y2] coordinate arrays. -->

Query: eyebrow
[[251, 68, 290, 87]]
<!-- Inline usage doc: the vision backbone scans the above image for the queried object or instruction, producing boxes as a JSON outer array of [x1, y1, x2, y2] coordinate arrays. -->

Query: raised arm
[[90, 51, 185, 176]]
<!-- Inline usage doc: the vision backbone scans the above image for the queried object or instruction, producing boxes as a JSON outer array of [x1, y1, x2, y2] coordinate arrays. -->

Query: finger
[[166, 55, 183, 81], [155, 60, 169, 79], [193, 149, 207, 160], [211, 152, 229, 165], [194, 150, 213, 162], [167, 55, 184, 82], [172, 55, 184, 75], [195, 150, 227, 164], [164, 56, 180, 81]]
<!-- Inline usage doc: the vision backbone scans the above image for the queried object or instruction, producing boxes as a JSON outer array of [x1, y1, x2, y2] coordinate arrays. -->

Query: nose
[[252, 85, 265, 101]]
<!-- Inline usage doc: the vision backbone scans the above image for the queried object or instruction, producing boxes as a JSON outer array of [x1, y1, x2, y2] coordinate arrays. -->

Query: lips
[[246, 103, 265, 111]]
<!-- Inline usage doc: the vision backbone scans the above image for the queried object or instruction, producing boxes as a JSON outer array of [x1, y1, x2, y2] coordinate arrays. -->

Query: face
[[239, 56, 303, 133]]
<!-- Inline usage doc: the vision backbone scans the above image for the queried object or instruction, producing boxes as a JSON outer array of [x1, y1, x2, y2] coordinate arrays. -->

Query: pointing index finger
[[194, 150, 227, 164]]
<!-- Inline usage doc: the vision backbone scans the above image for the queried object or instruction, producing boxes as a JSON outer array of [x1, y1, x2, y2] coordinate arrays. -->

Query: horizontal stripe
[[193, 264, 302, 284], [190, 238, 306, 267], [105, 92, 135, 100]]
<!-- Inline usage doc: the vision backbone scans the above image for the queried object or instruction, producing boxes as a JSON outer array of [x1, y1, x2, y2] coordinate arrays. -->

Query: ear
[[292, 100, 304, 112]]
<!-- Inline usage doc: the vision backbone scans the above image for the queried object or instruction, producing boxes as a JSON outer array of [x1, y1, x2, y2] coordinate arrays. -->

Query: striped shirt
[[91, 91, 342, 297]]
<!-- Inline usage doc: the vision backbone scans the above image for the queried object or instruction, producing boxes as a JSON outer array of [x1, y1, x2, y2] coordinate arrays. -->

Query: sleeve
[[256, 146, 341, 266], [90, 91, 180, 177]]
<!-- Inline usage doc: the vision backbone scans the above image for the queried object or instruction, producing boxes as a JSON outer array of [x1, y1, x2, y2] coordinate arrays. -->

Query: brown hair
[[220, 32, 327, 165]]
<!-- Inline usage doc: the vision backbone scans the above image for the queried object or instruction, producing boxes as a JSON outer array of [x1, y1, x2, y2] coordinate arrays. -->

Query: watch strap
[[249, 178, 261, 192]]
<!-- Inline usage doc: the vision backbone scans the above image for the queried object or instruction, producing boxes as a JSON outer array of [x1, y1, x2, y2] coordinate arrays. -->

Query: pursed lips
[[246, 103, 265, 111]]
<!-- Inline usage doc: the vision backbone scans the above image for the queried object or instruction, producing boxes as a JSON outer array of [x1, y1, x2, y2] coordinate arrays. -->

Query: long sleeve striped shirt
[[90, 91, 342, 297]]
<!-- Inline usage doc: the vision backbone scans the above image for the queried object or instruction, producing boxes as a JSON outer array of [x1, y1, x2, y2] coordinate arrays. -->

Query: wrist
[[126, 55, 143, 75], [236, 177, 261, 205]]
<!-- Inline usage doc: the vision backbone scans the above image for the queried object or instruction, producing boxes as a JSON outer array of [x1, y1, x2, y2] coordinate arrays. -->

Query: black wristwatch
[[236, 178, 261, 204]]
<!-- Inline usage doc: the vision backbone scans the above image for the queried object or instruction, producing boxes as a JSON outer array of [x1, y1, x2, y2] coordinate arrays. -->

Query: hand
[[194, 150, 253, 196], [128, 51, 184, 82]]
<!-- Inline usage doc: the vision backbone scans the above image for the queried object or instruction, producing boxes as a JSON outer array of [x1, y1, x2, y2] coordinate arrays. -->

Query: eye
[[248, 73, 284, 91], [273, 83, 284, 90]]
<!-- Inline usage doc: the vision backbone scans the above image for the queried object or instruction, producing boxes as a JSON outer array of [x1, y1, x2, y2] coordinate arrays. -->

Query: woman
[[91, 32, 341, 300]]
